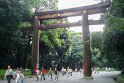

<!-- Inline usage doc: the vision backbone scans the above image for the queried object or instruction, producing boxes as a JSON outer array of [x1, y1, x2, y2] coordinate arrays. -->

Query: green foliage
[[101, 0, 124, 71], [0, 0, 25, 68], [117, 74, 124, 83], [90, 32, 107, 67], [0, 70, 5, 79], [67, 32, 83, 69], [0, 0, 68, 69], [102, 29, 124, 68], [105, 14, 124, 31], [90, 32, 102, 50], [39, 28, 72, 69], [105, 0, 124, 31]]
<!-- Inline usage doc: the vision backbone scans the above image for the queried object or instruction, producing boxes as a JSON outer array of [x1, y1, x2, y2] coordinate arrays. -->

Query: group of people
[[4, 65, 84, 83], [91, 67, 114, 73], [4, 65, 24, 83], [105, 67, 113, 72], [61, 67, 83, 76], [92, 67, 100, 73], [35, 67, 58, 81], [61, 67, 73, 76]]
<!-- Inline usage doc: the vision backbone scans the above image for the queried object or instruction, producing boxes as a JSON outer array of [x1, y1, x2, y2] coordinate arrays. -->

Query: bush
[[0, 70, 6, 79], [117, 74, 124, 83]]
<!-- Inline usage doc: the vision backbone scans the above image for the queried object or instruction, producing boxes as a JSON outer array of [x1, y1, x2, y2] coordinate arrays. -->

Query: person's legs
[[43, 74, 45, 80], [50, 74, 53, 80], [7, 75, 11, 83], [6, 75, 11, 83], [21, 78, 24, 83], [35, 74, 39, 80], [55, 75, 58, 80], [57, 74, 58, 79], [40, 74, 42, 80], [6, 76, 9, 83], [55, 75, 56, 80]]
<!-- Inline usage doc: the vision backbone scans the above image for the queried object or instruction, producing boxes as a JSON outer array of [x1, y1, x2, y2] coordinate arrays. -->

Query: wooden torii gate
[[31, 1, 110, 77]]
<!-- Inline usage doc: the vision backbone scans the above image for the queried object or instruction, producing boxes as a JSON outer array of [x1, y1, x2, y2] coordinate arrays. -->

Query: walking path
[[0, 71, 121, 83]]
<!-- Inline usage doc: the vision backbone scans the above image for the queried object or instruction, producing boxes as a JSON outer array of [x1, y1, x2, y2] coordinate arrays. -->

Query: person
[[75, 68, 78, 74], [4, 65, 14, 83], [15, 68, 20, 83], [69, 68, 72, 76], [54, 68, 58, 81], [19, 70, 24, 83], [105, 67, 108, 71], [15, 72, 20, 83], [79, 68, 82, 74], [97, 67, 99, 73], [61, 67, 65, 76], [108, 67, 111, 72], [48, 67, 53, 80], [111, 68, 113, 72], [67, 67, 70, 77], [35, 68, 40, 81], [40, 67, 46, 80], [64, 68, 66, 75]]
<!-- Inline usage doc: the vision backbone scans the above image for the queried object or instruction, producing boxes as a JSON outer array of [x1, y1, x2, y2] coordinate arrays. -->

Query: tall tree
[[67, 32, 83, 69], [102, 0, 124, 73]]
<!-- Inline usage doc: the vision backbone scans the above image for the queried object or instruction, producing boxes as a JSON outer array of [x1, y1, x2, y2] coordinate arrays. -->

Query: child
[[41, 67, 46, 80], [19, 71, 24, 83]]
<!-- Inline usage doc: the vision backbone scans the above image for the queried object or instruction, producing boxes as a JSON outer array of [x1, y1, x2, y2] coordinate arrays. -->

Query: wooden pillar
[[82, 10, 91, 77], [31, 16, 40, 75]]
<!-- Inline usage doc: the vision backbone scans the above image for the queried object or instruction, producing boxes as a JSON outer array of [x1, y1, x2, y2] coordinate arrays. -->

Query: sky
[[57, 0, 105, 32]]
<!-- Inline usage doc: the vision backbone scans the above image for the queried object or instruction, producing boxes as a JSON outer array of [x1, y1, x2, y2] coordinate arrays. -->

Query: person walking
[[19, 70, 24, 83], [48, 67, 53, 80], [75, 68, 78, 74], [61, 67, 65, 76], [79, 68, 82, 74], [4, 65, 14, 83], [15, 68, 20, 83], [67, 67, 70, 77], [40, 67, 46, 80], [69, 68, 72, 76], [35, 68, 40, 81]]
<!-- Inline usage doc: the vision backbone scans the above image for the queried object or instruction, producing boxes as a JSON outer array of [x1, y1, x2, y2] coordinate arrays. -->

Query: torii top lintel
[[35, 1, 110, 20]]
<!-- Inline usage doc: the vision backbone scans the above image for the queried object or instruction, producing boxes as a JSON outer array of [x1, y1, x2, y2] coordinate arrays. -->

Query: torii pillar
[[31, 16, 40, 75], [82, 10, 92, 77]]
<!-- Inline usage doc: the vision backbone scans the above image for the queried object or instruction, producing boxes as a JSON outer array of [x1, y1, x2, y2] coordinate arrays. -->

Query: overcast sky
[[57, 0, 104, 32]]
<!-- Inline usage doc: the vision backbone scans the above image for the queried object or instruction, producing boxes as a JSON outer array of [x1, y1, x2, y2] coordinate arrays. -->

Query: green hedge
[[0, 70, 5, 79], [117, 74, 124, 83]]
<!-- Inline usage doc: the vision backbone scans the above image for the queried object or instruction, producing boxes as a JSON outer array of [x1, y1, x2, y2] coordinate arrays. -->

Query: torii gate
[[31, 1, 110, 77]]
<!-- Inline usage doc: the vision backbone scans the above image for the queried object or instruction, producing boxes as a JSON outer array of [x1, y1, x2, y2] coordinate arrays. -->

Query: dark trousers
[[6, 75, 12, 83], [41, 74, 45, 80]]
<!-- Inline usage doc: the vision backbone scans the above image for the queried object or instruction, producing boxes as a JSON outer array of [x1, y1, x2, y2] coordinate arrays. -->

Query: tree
[[90, 32, 107, 67], [66, 32, 83, 69], [0, 0, 26, 68], [39, 28, 71, 69], [0, 0, 62, 69], [102, 0, 124, 73]]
